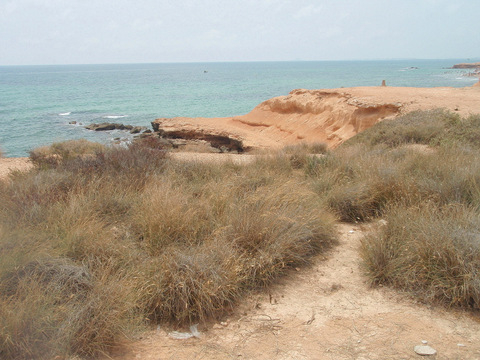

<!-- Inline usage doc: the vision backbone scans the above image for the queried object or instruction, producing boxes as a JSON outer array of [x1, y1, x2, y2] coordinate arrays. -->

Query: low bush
[[29, 139, 106, 168], [309, 110, 480, 222], [361, 204, 480, 309], [345, 109, 480, 149], [0, 141, 336, 358]]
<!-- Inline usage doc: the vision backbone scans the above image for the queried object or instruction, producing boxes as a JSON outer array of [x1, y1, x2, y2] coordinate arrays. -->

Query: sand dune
[[152, 84, 480, 150]]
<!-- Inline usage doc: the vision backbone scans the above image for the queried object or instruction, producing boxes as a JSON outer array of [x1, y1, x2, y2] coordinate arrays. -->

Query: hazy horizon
[[1, 0, 479, 66], [2, 57, 480, 68]]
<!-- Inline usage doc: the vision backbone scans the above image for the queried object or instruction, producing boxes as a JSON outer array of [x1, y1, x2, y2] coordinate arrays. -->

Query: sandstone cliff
[[452, 62, 480, 69], [152, 85, 480, 151]]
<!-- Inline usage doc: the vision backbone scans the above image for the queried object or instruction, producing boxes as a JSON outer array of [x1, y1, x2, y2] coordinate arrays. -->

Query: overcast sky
[[1, 0, 479, 65]]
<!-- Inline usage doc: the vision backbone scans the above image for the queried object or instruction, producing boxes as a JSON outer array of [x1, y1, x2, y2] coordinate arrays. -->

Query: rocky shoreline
[[84, 121, 237, 153], [83, 82, 480, 154], [451, 62, 480, 69], [84, 122, 150, 134], [451, 62, 480, 78]]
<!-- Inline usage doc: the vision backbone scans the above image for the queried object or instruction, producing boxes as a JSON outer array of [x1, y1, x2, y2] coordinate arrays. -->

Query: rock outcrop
[[85, 123, 149, 134], [151, 85, 480, 151], [452, 62, 480, 69]]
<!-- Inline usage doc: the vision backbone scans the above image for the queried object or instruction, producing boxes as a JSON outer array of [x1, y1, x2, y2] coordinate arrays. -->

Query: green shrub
[[344, 109, 457, 148]]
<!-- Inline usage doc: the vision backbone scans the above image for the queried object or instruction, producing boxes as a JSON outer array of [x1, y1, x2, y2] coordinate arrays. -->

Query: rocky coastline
[[451, 62, 480, 78], [80, 82, 480, 154]]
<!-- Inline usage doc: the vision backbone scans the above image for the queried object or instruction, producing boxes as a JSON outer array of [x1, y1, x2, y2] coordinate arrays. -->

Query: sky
[[1, 0, 479, 65]]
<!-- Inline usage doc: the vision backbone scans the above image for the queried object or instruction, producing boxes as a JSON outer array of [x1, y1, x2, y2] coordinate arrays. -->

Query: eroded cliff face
[[151, 86, 480, 151], [238, 89, 401, 147]]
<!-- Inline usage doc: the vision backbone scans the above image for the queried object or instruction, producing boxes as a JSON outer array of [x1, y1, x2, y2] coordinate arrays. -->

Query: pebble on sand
[[414, 345, 437, 356]]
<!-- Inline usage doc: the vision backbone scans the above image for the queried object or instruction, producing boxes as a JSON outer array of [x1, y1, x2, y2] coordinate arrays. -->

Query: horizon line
[[1, 57, 479, 67]]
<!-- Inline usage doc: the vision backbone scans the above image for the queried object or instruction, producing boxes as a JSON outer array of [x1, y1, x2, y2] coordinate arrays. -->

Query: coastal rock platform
[[152, 85, 480, 151]]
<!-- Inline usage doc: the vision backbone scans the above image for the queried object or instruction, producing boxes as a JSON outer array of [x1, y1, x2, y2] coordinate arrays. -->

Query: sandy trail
[[119, 224, 480, 360]]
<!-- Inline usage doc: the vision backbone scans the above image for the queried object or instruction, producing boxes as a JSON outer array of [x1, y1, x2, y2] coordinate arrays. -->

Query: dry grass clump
[[346, 109, 480, 149], [331, 109, 480, 310], [309, 110, 480, 222], [0, 139, 336, 358], [131, 163, 336, 324], [361, 204, 480, 309], [29, 139, 106, 167], [282, 142, 328, 155]]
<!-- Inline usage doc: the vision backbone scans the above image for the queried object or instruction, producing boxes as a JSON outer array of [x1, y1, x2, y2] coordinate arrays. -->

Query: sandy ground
[[0, 154, 253, 179], [0, 157, 32, 180], [169, 152, 257, 164], [118, 224, 480, 360]]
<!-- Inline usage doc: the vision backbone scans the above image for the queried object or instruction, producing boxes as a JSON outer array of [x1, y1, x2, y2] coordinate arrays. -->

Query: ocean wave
[[59, 112, 71, 116], [103, 115, 128, 119]]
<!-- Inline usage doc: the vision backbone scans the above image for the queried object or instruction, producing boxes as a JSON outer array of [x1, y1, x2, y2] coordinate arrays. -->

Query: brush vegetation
[[0, 138, 336, 359], [3, 109, 480, 358], [306, 109, 480, 310]]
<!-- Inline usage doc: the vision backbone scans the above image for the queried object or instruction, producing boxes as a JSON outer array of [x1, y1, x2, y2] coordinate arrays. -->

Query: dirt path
[[119, 223, 480, 360]]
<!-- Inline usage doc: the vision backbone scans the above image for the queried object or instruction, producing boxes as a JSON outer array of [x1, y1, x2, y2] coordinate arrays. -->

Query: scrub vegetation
[[307, 109, 480, 310], [0, 138, 335, 359], [2, 109, 480, 359]]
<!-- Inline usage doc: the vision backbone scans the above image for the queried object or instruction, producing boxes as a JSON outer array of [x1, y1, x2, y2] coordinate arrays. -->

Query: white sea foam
[[103, 115, 128, 119], [59, 112, 71, 116]]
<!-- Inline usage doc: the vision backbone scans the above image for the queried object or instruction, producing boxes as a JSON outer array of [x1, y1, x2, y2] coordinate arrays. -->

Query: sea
[[1, 59, 478, 157]]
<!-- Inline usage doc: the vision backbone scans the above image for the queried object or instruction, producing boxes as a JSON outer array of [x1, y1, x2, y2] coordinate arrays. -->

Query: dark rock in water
[[85, 123, 117, 131], [85, 123, 133, 131], [86, 122, 156, 140], [69, 121, 77, 125], [130, 126, 147, 134]]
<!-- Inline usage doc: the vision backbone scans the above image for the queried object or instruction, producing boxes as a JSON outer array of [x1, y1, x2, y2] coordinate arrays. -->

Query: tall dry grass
[[0, 139, 336, 359], [320, 109, 480, 311], [361, 204, 480, 309], [309, 111, 480, 221]]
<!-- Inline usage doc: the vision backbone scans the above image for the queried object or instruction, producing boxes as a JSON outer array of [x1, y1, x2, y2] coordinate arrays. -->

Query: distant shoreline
[[452, 62, 480, 69], [2, 60, 479, 157]]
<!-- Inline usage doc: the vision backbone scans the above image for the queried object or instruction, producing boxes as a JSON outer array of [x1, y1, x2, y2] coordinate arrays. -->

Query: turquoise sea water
[[0, 59, 478, 157]]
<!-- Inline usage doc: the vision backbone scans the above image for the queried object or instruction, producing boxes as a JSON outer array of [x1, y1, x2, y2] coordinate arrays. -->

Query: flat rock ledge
[[85, 122, 150, 134]]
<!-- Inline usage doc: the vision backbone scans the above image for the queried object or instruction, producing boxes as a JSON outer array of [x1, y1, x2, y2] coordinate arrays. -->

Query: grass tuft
[[361, 204, 480, 309], [0, 140, 336, 358]]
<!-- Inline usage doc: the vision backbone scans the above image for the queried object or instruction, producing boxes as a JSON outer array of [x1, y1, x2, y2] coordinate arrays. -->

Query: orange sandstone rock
[[152, 85, 480, 151]]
